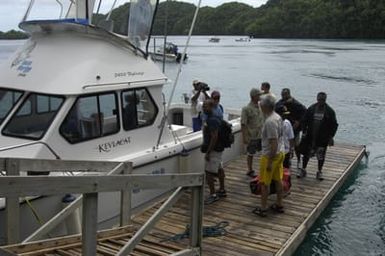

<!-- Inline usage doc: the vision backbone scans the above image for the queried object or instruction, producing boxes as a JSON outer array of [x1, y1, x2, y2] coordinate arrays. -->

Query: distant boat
[[235, 37, 251, 42], [150, 42, 188, 63], [209, 37, 220, 43]]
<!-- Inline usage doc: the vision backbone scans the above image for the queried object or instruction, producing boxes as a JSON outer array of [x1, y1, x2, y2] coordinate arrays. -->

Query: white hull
[[0, 104, 243, 243], [150, 52, 177, 62]]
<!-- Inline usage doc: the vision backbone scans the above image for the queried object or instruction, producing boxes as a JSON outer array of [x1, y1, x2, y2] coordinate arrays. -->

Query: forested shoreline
[[0, 30, 28, 40], [2, 0, 384, 39]]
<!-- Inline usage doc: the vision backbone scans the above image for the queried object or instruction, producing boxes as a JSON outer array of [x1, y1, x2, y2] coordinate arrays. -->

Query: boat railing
[[0, 157, 204, 256]]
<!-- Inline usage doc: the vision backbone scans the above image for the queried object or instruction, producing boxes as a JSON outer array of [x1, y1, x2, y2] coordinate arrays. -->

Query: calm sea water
[[1, 36, 385, 255]]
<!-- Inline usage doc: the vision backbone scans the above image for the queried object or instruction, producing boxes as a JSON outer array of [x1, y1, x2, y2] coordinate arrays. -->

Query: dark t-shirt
[[203, 115, 223, 152]]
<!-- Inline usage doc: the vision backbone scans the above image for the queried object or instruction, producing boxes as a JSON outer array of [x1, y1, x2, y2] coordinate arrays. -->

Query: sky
[[0, 0, 268, 32]]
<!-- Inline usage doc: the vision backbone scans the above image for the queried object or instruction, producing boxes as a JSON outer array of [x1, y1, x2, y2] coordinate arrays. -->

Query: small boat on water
[[235, 37, 251, 42], [209, 37, 220, 43], [0, 0, 243, 243], [150, 42, 188, 63]]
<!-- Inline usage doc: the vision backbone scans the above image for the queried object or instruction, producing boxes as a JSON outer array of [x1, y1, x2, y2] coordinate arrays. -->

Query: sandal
[[270, 203, 284, 213], [246, 170, 256, 177], [204, 194, 219, 205], [252, 207, 268, 217], [216, 190, 227, 198]]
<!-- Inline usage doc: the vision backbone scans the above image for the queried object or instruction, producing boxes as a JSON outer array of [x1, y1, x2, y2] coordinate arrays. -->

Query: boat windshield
[[21, 0, 159, 55], [22, 0, 97, 24], [127, 0, 158, 52], [0, 89, 23, 126], [2, 93, 64, 140]]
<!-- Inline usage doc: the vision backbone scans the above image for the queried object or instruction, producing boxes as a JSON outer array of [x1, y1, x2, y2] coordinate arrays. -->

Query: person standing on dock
[[253, 95, 285, 217], [260, 82, 276, 101], [201, 99, 226, 205], [276, 106, 295, 169], [190, 80, 210, 131], [241, 88, 264, 177], [275, 88, 307, 169], [298, 92, 338, 180]]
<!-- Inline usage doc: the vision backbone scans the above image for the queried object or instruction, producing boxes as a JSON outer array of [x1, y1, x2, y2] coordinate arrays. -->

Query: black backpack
[[218, 119, 234, 149]]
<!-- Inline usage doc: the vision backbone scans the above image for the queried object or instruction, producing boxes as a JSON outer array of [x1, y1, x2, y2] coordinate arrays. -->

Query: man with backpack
[[201, 99, 226, 205], [201, 90, 224, 122]]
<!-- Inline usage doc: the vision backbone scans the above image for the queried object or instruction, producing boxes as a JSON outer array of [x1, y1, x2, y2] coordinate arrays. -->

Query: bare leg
[[247, 155, 253, 173], [205, 171, 215, 195], [302, 155, 310, 169], [218, 168, 225, 191], [318, 159, 325, 172], [261, 184, 268, 209], [275, 180, 283, 207], [295, 149, 301, 168]]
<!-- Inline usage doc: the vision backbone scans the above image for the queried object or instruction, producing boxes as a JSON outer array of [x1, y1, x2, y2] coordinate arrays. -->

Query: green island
[[0, 30, 29, 40], [97, 0, 385, 39], [2, 0, 385, 39]]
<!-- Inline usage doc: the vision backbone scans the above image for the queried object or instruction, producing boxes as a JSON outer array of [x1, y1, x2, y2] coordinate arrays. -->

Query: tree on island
[[0, 30, 29, 40]]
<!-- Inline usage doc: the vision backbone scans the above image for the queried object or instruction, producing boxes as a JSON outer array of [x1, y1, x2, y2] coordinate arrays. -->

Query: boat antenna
[[55, 0, 64, 19], [96, 0, 102, 15], [106, 0, 118, 21], [21, 0, 35, 23], [155, 0, 202, 148], [162, 0, 169, 73]]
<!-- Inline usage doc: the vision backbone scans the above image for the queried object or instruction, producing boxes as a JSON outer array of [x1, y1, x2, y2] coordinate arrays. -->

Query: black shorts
[[247, 139, 262, 155]]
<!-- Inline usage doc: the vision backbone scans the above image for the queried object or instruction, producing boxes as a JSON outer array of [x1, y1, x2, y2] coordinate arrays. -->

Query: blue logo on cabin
[[17, 60, 33, 75], [11, 40, 36, 76]]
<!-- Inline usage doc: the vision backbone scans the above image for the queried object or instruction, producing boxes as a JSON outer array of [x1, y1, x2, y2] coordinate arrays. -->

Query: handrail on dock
[[0, 157, 205, 256]]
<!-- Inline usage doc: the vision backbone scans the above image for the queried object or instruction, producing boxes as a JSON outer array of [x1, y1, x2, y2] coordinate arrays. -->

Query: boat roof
[[0, 22, 167, 95]]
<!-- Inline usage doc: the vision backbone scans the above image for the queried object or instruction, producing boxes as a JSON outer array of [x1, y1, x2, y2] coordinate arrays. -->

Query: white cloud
[[0, 0, 268, 31]]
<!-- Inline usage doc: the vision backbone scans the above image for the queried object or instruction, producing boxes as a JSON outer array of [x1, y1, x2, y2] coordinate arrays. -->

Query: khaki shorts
[[205, 151, 223, 174]]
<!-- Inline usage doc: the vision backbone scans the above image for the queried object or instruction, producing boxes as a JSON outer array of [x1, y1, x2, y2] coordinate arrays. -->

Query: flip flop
[[270, 203, 284, 213], [252, 207, 267, 217]]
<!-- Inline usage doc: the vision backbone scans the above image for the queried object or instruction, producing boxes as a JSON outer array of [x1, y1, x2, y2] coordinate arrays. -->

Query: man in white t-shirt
[[252, 95, 285, 217], [277, 106, 295, 169], [190, 80, 210, 131]]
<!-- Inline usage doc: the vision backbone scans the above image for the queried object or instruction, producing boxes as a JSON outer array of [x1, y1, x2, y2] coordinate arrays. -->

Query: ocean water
[[1, 36, 385, 255]]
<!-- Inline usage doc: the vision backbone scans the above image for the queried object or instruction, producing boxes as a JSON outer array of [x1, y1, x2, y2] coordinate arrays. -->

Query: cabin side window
[[2, 93, 64, 140], [60, 92, 119, 143], [121, 88, 158, 131], [0, 89, 23, 126]]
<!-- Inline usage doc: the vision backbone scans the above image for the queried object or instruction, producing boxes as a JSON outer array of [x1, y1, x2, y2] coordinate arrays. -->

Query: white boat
[[209, 37, 220, 43], [150, 42, 188, 63], [235, 37, 251, 42], [0, 0, 243, 244]]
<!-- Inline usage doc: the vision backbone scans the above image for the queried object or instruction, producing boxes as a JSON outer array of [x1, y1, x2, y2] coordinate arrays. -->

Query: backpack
[[249, 168, 292, 195], [218, 120, 234, 149]]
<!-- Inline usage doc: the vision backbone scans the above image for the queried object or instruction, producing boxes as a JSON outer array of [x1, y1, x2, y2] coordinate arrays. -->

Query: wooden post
[[5, 158, 20, 244], [120, 162, 133, 226], [189, 185, 204, 253], [82, 192, 98, 256]]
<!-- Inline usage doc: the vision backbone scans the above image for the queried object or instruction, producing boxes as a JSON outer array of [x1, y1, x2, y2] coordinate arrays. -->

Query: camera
[[198, 82, 210, 92]]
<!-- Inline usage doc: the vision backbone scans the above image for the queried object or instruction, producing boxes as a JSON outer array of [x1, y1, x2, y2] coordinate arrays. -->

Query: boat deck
[[0, 143, 366, 256]]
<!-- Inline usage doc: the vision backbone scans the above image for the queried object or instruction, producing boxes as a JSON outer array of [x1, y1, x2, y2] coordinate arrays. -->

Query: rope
[[161, 221, 229, 242]]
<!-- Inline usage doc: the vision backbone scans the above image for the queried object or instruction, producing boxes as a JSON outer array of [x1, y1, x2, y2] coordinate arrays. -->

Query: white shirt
[[283, 119, 295, 153], [190, 90, 207, 116], [261, 112, 284, 156]]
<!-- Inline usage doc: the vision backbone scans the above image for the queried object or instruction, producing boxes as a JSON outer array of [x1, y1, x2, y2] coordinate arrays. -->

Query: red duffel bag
[[250, 168, 292, 195]]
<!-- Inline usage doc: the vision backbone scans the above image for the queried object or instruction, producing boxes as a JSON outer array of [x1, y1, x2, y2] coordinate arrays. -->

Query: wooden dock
[[0, 143, 366, 256]]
